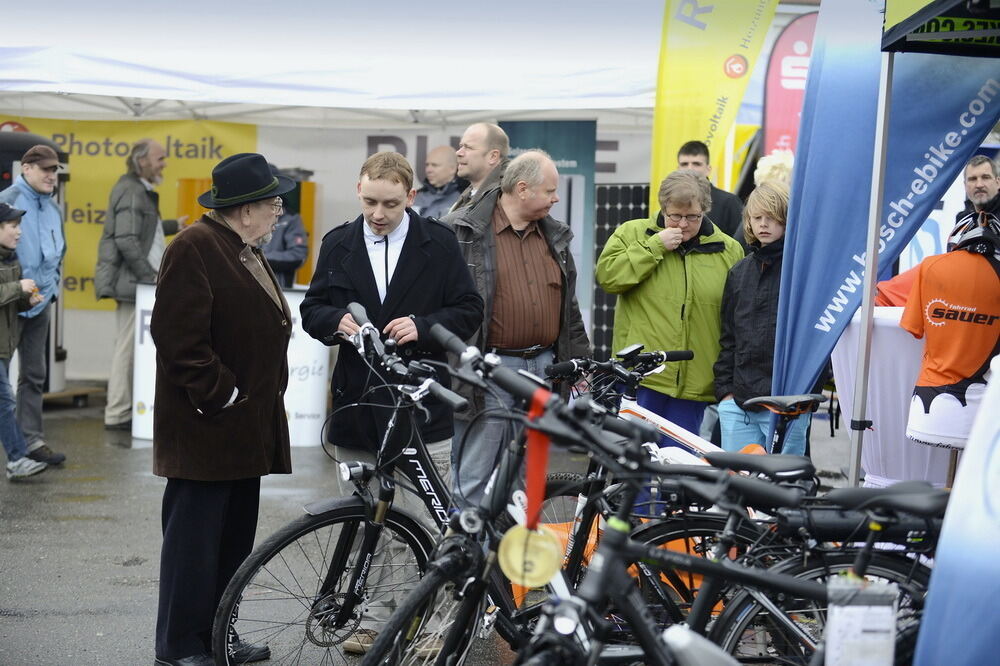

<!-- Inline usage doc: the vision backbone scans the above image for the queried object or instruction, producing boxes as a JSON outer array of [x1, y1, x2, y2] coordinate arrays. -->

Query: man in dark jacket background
[[260, 163, 308, 288], [443, 150, 591, 507], [95, 139, 186, 431], [413, 145, 466, 219], [677, 140, 746, 250], [955, 155, 1000, 225]]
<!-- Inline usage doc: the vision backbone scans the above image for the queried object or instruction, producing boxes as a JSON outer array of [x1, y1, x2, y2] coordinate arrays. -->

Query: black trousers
[[155, 477, 260, 659]]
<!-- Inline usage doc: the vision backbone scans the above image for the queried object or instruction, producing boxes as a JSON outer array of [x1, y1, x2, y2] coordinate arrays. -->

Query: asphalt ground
[[0, 388, 848, 665]]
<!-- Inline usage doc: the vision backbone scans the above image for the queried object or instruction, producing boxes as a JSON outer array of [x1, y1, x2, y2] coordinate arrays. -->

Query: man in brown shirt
[[443, 150, 591, 507]]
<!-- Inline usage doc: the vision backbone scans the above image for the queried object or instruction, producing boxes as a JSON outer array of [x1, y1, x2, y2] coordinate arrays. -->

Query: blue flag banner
[[773, 0, 1000, 396], [914, 361, 1000, 664]]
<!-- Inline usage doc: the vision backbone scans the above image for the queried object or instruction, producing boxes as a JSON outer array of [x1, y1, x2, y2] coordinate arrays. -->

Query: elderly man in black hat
[[150, 153, 294, 666]]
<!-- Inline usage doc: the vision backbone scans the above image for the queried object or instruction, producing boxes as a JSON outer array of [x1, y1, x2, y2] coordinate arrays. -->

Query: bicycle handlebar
[[426, 380, 469, 413], [544, 350, 693, 383], [430, 322, 549, 405], [544, 358, 589, 378], [429, 322, 469, 355], [347, 304, 468, 410]]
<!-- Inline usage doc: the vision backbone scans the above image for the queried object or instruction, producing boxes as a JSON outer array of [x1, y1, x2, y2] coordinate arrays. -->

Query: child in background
[[713, 181, 811, 455], [0, 203, 47, 479]]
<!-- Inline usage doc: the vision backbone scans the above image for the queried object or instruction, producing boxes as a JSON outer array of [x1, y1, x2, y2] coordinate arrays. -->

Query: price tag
[[498, 524, 562, 588]]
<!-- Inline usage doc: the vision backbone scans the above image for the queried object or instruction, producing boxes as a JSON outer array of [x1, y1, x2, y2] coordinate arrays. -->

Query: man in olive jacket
[[150, 153, 292, 666], [95, 139, 186, 431]]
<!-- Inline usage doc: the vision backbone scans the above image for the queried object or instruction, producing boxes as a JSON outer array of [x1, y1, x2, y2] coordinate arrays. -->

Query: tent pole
[[848, 51, 894, 488]]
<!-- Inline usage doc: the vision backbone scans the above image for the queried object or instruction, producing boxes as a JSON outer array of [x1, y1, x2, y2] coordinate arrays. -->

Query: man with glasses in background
[[597, 169, 743, 432], [96, 139, 187, 432], [0, 145, 68, 466]]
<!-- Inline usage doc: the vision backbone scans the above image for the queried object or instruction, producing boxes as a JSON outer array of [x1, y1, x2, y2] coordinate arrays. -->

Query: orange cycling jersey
[[901, 250, 1000, 401]]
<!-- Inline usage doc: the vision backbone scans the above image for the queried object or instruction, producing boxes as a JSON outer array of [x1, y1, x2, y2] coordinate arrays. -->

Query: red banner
[[763, 13, 818, 155]]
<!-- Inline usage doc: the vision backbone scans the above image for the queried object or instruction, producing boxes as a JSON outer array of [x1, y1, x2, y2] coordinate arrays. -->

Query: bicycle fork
[[320, 479, 397, 631]]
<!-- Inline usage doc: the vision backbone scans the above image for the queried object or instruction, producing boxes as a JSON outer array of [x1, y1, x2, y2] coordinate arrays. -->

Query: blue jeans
[[452, 349, 553, 510], [0, 359, 30, 462], [16, 303, 50, 445], [718, 398, 810, 456], [632, 388, 708, 515], [636, 387, 707, 435]]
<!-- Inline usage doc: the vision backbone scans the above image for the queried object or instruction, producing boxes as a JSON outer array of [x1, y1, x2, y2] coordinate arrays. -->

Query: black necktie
[[376, 235, 388, 301]]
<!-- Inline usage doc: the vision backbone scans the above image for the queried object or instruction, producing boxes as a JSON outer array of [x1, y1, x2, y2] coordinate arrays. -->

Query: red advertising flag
[[763, 13, 818, 155]]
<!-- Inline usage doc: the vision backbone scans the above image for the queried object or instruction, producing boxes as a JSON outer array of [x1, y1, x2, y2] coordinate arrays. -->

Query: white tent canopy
[[4, 0, 664, 118]]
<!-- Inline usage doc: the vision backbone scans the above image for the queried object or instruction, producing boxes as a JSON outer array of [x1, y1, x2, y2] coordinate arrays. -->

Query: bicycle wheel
[[588, 513, 768, 644], [496, 473, 590, 608], [709, 551, 931, 665], [213, 504, 434, 665], [360, 550, 481, 666]]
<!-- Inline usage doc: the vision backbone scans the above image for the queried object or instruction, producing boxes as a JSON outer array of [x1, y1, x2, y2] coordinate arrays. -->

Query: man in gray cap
[[0, 145, 67, 466]]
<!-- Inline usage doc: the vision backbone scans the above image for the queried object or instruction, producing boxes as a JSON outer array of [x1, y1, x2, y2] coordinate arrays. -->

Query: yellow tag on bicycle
[[498, 524, 562, 588]]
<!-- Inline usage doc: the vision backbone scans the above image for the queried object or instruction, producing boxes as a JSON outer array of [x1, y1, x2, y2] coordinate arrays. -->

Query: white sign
[[132, 284, 330, 446]]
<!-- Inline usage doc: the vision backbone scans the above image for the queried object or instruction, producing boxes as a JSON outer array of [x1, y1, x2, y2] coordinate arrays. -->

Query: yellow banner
[[884, 0, 937, 34], [0, 118, 256, 310], [649, 0, 778, 210]]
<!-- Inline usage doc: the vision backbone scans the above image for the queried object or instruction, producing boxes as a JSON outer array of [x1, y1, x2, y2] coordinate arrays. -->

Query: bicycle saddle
[[742, 393, 828, 415], [703, 451, 815, 481]]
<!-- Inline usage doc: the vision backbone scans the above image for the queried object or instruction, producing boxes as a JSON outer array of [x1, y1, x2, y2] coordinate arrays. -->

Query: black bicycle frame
[[318, 396, 454, 631]]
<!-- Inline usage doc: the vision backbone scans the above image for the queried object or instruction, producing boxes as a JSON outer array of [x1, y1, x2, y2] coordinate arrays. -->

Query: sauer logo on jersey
[[925, 298, 1000, 327]]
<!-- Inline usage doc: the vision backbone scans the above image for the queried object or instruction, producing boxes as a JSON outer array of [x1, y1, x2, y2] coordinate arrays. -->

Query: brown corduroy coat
[[150, 215, 292, 481]]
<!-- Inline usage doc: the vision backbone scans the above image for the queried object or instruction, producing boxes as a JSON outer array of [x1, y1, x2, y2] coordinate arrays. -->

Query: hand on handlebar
[[384, 316, 418, 345], [337, 313, 361, 337]]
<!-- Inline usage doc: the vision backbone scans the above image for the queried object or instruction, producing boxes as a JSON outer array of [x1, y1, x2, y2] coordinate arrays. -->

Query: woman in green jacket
[[596, 170, 743, 433]]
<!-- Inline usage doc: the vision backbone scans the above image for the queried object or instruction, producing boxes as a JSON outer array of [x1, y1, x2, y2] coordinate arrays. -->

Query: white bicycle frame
[[617, 398, 725, 465]]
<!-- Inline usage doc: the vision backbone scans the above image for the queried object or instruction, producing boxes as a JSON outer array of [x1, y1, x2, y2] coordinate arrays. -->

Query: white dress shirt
[[362, 212, 410, 303]]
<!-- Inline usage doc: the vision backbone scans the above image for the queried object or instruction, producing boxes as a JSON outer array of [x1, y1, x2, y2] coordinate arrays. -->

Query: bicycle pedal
[[478, 605, 500, 639]]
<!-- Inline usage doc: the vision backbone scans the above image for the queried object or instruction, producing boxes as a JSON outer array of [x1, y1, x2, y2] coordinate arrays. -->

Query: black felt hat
[[198, 153, 295, 209]]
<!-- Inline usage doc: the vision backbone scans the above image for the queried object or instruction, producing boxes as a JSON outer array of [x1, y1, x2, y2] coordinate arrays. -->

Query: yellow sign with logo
[[884, 0, 938, 34], [649, 0, 778, 210], [0, 117, 256, 309]]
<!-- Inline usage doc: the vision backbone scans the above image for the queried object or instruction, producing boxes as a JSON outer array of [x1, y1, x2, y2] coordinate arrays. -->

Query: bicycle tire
[[360, 550, 476, 666], [212, 504, 434, 665], [708, 551, 931, 665]]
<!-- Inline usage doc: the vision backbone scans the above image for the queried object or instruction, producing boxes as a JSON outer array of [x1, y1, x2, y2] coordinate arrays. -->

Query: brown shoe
[[342, 628, 378, 655]]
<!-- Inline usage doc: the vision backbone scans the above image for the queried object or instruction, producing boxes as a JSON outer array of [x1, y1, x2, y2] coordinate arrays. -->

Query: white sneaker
[[6, 456, 47, 480]]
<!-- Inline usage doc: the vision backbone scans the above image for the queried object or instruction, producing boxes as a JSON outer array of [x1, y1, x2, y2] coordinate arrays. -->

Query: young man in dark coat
[[301, 151, 482, 457], [151, 153, 295, 666], [300, 152, 481, 652]]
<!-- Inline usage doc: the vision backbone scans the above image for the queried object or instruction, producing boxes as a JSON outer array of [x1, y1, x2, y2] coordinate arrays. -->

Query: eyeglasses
[[665, 213, 702, 224], [264, 197, 283, 214]]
